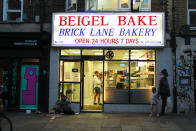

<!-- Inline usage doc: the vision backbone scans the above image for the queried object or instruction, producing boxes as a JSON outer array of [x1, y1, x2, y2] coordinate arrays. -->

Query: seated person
[[50, 95, 75, 115]]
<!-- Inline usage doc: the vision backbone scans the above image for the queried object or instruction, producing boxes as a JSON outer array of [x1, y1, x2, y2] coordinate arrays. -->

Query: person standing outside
[[93, 71, 101, 105], [149, 87, 159, 117], [158, 69, 170, 116]]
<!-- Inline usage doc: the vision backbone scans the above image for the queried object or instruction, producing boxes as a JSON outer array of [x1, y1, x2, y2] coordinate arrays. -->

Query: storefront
[[49, 13, 174, 113], [0, 32, 50, 112]]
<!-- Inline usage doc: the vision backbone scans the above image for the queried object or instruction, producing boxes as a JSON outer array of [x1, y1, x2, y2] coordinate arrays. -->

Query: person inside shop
[[158, 69, 170, 116], [149, 87, 159, 117], [93, 71, 102, 105], [116, 71, 125, 89]]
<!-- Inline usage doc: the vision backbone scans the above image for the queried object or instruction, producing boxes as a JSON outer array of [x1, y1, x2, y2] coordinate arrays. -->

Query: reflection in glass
[[61, 49, 81, 55], [131, 50, 155, 60], [59, 83, 80, 102], [104, 61, 129, 103]]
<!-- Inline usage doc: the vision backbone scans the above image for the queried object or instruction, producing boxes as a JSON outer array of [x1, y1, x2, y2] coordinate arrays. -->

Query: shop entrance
[[82, 59, 103, 111]]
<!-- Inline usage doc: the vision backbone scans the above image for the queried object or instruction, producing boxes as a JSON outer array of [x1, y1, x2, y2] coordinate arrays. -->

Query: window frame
[[66, 0, 77, 12], [3, 0, 24, 22], [187, 0, 196, 30], [85, 0, 131, 11]]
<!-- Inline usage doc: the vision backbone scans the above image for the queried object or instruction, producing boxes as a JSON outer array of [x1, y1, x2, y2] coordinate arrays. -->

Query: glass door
[[83, 60, 103, 111], [59, 61, 81, 102]]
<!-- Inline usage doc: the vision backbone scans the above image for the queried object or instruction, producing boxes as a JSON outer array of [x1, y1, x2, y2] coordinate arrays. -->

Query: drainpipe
[[40, 0, 45, 32], [172, 0, 177, 113]]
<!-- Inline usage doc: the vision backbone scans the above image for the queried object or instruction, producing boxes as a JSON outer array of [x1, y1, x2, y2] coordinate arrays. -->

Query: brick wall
[[175, 0, 187, 34], [151, 0, 163, 12], [52, 0, 65, 12]]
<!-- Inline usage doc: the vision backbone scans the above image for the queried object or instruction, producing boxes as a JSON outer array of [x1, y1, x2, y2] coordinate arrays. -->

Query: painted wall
[[49, 48, 59, 110], [156, 48, 174, 113]]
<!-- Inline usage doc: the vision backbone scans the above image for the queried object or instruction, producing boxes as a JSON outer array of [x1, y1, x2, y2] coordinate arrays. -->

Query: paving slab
[[4, 112, 196, 131]]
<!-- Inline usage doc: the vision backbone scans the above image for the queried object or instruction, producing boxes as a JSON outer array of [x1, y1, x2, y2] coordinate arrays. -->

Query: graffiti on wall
[[22, 68, 37, 105], [20, 65, 39, 110], [176, 55, 194, 113]]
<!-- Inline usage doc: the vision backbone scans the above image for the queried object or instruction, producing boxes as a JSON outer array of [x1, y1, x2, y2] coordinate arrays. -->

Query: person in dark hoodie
[[158, 69, 170, 116]]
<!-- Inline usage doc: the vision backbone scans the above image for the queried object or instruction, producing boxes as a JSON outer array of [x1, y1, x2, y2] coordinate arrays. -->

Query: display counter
[[105, 87, 152, 104]]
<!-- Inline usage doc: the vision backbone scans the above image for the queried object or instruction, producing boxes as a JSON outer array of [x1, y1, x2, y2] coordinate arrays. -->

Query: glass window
[[3, 0, 23, 22], [61, 49, 81, 55], [131, 50, 155, 60], [8, 0, 21, 10], [98, 0, 118, 10], [66, 0, 77, 12], [82, 50, 103, 55], [190, 12, 196, 27], [130, 61, 155, 104], [105, 50, 129, 60], [188, 0, 196, 9], [60, 61, 80, 82], [120, 0, 129, 9], [86, 0, 130, 11], [188, 0, 196, 29], [133, 0, 151, 11], [59, 83, 80, 102], [104, 61, 129, 103]]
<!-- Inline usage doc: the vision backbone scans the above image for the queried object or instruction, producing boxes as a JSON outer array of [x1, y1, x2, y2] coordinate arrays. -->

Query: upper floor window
[[66, 0, 77, 12], [133, 0, 151, 11], [85, 0, 131, 11], [85, 0, 151, 11], [187, 0, 196, 30], [3, 0, 23, 22]]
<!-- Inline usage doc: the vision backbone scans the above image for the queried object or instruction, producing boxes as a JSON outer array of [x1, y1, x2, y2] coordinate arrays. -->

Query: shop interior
[[59, 49, 155, 111]]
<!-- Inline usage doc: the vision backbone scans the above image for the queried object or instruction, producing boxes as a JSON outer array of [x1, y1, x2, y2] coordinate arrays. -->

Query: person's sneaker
[[156, 114, 160, 117], [149, 114, 152, 117], [94, 102, 97, 105], [98, 103, 102, 105]]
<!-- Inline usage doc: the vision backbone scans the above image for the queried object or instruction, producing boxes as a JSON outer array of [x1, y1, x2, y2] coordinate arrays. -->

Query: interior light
[[72, 51, 80, 53], [95, 53, 103, 55]]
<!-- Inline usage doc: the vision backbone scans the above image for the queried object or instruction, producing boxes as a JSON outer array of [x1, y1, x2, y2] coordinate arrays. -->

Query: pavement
[[5, 112, 196, 131]]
